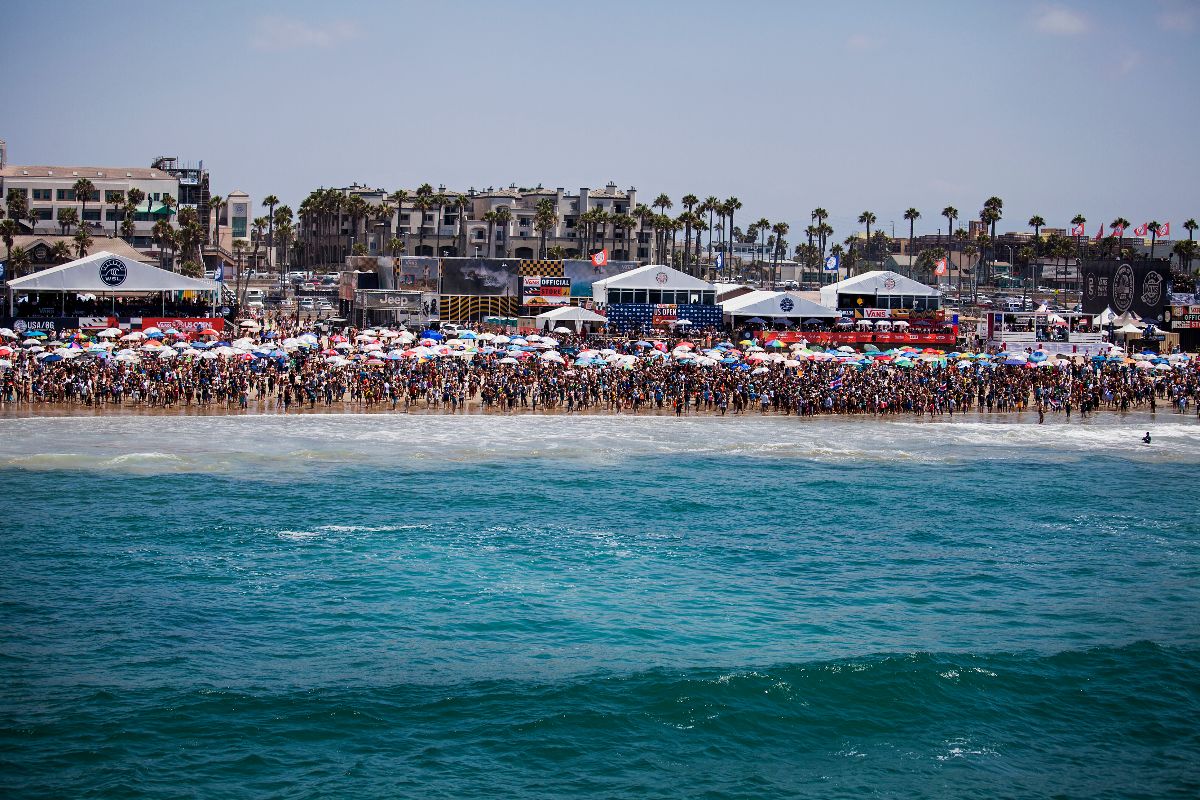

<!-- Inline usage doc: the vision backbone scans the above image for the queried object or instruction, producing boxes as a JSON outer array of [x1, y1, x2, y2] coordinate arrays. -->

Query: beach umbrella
[[766, 339, 785, 348], [26, 330, 49, 339], [0, 328, 15, 339], [499, 356, 518, 365]]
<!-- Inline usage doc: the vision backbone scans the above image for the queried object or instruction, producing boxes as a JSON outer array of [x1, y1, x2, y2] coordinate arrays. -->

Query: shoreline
[[0, 400, 1181, 424]]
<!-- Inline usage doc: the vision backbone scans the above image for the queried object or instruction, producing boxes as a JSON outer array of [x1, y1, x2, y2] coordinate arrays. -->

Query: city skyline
[[2, 0, 1197, 243]]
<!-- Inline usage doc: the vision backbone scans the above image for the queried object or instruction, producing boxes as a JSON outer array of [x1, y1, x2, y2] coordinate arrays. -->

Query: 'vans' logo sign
[[99, 258, 127, 287]]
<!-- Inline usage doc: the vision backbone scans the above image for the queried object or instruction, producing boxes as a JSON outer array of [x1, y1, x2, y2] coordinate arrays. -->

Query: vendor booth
[[533, 305, 608, 333], [591, 264, 720, 331], [721, 290, 839, 326], [6, 251, 221, 323]]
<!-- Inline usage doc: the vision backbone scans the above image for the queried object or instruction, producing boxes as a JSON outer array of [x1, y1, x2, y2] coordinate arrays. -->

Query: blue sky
[[2, 0, 1197, 241]]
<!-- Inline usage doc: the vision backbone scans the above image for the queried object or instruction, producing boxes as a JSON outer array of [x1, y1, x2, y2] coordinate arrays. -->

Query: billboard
[[1080, 259, 1169, 319], [1166, 305, 1200, 330], [440, 258, 519, 296], [522, 276, 572, 306], [563, 258, 641, 297]]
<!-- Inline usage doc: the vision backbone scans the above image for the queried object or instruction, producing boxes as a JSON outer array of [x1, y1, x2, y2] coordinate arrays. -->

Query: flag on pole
[[1094, 223, 1105, 242], [1070, 223, 1086, 237], [591, 249, 608, 267], [1157, 222, 1170, 237], [715, 252, 724, 271], [824, 253, 840, 272], [1111, 225, 1125, 238], [934, 257, 948, 276], [1134, 223, 1149, 237], [214, 264, 224, 283]]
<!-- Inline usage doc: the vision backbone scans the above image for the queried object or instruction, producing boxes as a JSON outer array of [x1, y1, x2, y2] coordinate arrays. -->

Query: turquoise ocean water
[[1, 415, 1198, 798]]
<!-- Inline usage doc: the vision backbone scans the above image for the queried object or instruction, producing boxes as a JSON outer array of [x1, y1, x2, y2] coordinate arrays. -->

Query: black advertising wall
[[439, 259, 520, 297], [1080, 259, 1169, 319]]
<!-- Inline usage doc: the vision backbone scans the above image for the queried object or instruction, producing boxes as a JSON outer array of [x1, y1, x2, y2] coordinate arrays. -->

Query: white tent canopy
[[534, 306, 608, 324], [721, 290, 840, 320], [590, 264, 715, 294], [819, 270, 940, 308], [6, 251, 219, 294]]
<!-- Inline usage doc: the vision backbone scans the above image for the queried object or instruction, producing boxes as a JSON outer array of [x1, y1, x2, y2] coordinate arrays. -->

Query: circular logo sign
[[1112, 263, 1134, 313], [779, 296, 794, 312], [1140, 270, 1163, 308], [655, 271, 669, 285], [883, 277, 897, 290], [99, 257, 127, 287], [13, 319, 27, 333], [1084, 272, 1097, 300]]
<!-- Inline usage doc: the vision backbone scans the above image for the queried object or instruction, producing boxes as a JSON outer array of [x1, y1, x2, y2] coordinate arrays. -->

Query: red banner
[[760, 330, 958, 346], [141, 317, 226, 337]]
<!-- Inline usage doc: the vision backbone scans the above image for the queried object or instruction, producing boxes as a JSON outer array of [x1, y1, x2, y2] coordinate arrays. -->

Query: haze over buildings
[[1, 0, 1197, 243]]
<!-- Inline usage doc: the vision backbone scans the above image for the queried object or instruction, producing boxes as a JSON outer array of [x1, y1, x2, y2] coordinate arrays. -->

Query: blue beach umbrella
[[420, 330, 443, 341]]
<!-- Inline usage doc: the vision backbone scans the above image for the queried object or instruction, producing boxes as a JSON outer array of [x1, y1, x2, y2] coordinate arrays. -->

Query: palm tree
[[858, 211, 876, 260], [232, 238, 248, 302], [261, 194, 279, 270], [109, 190, 125, 237], [493, 206, 512, 258], [1071, 213, 1087, 257], [73, 178, 95, 234], [1027, 214, 1045, 258], [8, 246, 30, 278], [49, 241, 71, 263], [770, 222, 789, 285], [6, 188, 28, 225], [903, 208, 921, 275], [1109, 217, 1131, 257], [432, 192, 448, 257], [1183, 218, 1197, 242], [25, 208, 38, 235], [702, 196, 719, 259], [754, 217, 770, 280], [274, 205, 293, 266], [152, 219, 174, 270], [1, 218, 18, 266], [534, 198, 555, 258], [724, 197, 741, 273], [73, 222, 94, 259], [941, 206, 958, 252], [454, 194, 471, 257], [57, 207, 79, 236], [389, 189, 409, 245], [1147, 220, 1161, 260], [1172, 239, 1196, 274], [482, 210, 497, 259]]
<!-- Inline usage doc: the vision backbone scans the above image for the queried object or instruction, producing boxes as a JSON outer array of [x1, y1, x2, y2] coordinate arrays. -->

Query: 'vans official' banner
[[1081, 259, 1169, 319]]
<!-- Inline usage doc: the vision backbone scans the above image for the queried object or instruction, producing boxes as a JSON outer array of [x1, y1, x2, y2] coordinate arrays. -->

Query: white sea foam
[[1, 414, 1197, 476]]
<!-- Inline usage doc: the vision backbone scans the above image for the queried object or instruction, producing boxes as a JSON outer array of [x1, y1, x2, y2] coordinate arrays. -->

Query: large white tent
[[533, 305, 608, 332], [590, 264, 715, 304], [819, 270, 940, 310], [721, 290, 839, 322], [6, 250, 221, 315]]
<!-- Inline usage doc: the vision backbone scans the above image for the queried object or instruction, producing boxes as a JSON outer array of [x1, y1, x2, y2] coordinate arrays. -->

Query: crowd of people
[[1, 315, 1197, 420]]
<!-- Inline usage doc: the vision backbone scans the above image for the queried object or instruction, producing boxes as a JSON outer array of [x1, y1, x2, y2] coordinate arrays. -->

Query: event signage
[[521, 276, 571, 306], [140, 317, 225, 335], [761, 331, 957, 346], [98, 257, 128, 287], [1166, 305, 1200, 330], [651, 304, 678, 326], [6, 317, 81, 334], [1080, 259, 1170, 318]]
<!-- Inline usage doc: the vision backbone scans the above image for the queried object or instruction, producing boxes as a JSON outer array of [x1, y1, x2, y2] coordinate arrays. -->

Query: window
[[649, 290, 662, 304], [86, 190, 100, 202], [32, 188, 51, 201], [106, 208, 125, 220], [634, 289, 648, 304], [8, 187, 28, 198], [232, 219, 247, 237], [474, 230, 484, 240], [82, 209, 101, 221], [105, 190, 124, 203], [32, 207, 53, 220], [133, 211, 152, 222], [57, 189, 76, 201]]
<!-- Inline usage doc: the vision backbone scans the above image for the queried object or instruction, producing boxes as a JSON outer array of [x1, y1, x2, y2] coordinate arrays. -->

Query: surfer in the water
[[1142, 431, 1152, 444]]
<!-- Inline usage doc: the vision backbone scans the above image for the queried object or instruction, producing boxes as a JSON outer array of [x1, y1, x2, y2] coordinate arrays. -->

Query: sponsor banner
[[760, 331, 958, 346], [78, 316, 115, 330], [1166, 305, 1200, 330], [854, 308, 945, 322], [140, 317, 226, 336], [521, 276, 572, 306], [1080, 259, 1169, 318], [651, 303, 678, 326], [4, 317, 82, 335]]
